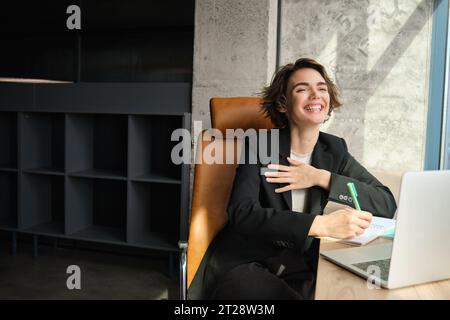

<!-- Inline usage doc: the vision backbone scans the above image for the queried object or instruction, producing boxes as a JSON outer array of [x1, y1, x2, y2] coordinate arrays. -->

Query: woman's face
[[282, 68, 330, 127]]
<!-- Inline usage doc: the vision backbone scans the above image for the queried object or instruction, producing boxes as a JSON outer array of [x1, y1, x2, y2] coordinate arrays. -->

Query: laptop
[[320, 170, 450, 289]]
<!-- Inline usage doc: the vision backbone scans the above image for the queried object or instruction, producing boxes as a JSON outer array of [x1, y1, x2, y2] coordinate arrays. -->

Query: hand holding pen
[[309, 181, 372, 239]]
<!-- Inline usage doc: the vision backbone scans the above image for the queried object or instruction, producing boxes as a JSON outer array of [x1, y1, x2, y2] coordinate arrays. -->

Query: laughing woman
[[188, 58, 397, 300]]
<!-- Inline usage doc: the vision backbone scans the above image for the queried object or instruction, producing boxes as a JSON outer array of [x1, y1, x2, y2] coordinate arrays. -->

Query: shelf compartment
[[22, 113, 65, 173], [0, 112, 18, 170], [127, 181, 180, 249], [129, 115, 182, 182], [21, 173, 64, 234], [130, 173, 181, 184], [66, 114, 127, 178], [69, 226, 125, 244], [0, 172, 18, 229], [66, 177, 126, 243]]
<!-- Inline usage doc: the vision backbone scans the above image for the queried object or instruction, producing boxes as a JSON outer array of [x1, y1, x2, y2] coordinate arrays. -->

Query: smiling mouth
[[303, 104, 323, 112]]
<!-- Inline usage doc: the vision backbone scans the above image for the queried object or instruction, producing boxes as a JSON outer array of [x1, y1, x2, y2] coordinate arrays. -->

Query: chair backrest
[[187, 97, 273, 287], [210, 97, 273, 133]]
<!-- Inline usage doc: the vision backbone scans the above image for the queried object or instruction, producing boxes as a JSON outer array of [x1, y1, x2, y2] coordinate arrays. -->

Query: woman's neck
[[289, 124, 320, 155]]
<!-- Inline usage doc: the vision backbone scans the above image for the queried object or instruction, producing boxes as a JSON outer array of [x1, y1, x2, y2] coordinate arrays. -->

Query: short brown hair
[[260, 58, 342, 128]]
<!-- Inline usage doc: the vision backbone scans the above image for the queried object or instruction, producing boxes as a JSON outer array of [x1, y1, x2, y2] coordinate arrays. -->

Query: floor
[[0, 240, 178, 300]]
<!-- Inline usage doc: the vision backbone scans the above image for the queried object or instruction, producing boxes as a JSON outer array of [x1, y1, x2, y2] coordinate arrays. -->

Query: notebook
[[338, 216, 396, 246]]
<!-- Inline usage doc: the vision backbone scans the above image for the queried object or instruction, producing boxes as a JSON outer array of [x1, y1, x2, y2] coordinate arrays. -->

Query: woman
[[188, 58, 397, 300]]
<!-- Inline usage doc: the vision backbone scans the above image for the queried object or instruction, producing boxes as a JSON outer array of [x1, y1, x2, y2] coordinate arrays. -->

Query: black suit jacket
[[188, 127, 397, 299]]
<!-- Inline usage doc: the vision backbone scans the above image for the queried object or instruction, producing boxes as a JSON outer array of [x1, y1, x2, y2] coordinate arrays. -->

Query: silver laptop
[[321, 170, 450, 289]]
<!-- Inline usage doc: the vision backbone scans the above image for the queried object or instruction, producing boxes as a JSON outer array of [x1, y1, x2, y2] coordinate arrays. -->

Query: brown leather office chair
[[179, 97, 273, 299]]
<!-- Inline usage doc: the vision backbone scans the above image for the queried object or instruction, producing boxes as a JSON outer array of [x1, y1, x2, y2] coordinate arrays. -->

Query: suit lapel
[[277, 127, 292, 210], [309, 134, 333, 215]]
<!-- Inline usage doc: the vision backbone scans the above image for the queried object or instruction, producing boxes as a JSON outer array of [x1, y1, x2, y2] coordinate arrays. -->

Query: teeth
[[304, 105, 322, 111]]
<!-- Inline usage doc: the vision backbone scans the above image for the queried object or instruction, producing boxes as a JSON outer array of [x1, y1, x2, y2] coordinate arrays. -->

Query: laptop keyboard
[[351, 258, 391, 282]]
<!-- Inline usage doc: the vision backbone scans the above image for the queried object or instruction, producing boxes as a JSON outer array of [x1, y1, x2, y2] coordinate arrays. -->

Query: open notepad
[[321, 216, 396, 246], [339, 216, 396, 245]]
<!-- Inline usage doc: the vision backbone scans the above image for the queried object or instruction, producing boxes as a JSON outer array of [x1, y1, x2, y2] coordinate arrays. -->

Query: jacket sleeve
[[226, 137, 317, 248], [327, 139, 397, 218]]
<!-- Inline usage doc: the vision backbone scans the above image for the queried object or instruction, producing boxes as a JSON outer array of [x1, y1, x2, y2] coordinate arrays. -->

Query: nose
[[310, 88, 320, 99]]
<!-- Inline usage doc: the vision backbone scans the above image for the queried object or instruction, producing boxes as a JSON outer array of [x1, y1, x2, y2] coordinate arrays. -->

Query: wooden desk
[[315, 238, 450, 299]]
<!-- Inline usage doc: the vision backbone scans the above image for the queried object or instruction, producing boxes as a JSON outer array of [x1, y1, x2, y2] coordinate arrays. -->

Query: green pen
[[347, 182, 361, 210]]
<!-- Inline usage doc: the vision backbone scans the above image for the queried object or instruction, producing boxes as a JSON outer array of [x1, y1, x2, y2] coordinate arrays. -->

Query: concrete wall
[[192, 0, 434, 172], [280, 0, 434, 172]]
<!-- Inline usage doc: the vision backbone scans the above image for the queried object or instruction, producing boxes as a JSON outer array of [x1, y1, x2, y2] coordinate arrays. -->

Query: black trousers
[[209, 249, 316, 300]]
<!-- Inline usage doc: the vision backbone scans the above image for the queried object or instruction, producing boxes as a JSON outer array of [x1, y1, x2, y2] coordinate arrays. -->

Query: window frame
[[425, 0, 449, 170]]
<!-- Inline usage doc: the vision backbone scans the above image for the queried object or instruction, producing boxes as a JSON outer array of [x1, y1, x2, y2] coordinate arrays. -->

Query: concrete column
[[192, 0, 278, 129]]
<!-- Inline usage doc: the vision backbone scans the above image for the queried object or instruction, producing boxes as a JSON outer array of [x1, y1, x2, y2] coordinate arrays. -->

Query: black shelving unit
[[0, 82, 191, 254]]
